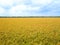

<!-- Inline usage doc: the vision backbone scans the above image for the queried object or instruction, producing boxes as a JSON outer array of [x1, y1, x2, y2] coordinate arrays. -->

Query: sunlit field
[[0, 18, 60, 45]]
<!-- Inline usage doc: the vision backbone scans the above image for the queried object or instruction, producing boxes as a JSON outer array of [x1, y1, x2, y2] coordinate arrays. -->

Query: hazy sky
[[0, 0, 60, 16]]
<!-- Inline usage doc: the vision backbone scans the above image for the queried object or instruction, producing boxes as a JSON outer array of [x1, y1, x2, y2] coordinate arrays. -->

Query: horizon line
[[0, 16, 60, 18]]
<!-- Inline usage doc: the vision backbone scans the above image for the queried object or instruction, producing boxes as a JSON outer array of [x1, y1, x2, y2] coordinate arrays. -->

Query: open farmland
[[0, 18, 60, 45]]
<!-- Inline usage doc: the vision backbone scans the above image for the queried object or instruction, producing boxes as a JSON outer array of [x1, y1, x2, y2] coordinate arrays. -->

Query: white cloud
[[10, 5, 27, 11], [0, 7, 5, 14], [27, 6, 40, 11], [14, 0, 26, 4], [9, 4, 40, 16], [9, 5, 27, 16], [0, 0, 14, 7], [31, 0, 53, 5]]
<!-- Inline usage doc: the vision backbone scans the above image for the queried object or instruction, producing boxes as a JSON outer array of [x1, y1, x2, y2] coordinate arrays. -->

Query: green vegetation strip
[[0, 16, 60, 18]]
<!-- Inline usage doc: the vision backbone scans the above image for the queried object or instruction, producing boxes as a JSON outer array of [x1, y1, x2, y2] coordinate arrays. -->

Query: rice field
[[0, 18, 60, 45]]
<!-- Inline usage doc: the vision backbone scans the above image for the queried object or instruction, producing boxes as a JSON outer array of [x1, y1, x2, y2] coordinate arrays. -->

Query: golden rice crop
[[0, 18, 60, 45]]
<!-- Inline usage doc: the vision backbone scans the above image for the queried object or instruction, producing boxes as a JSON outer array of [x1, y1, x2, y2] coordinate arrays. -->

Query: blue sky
[[0, 0, 60, 16]]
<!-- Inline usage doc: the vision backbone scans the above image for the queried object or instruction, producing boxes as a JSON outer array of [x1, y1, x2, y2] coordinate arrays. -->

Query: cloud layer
[[0, 0, 60, 16]]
